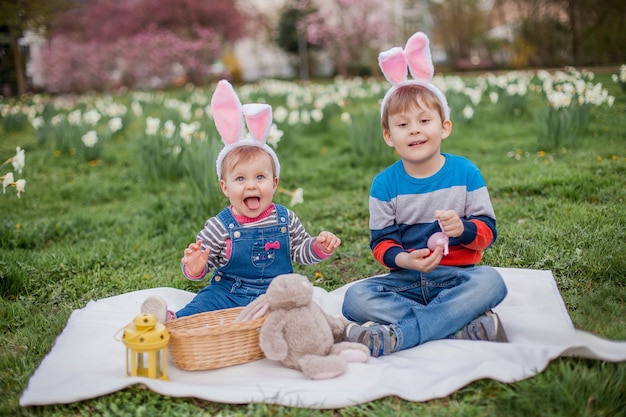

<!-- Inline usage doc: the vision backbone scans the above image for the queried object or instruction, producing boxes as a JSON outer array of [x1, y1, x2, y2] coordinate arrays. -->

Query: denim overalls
[[176, 204, 292, 318]]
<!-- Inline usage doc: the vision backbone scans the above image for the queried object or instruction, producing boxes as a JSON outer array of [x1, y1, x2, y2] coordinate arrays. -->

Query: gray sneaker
[[453, 310, 508, 342], [344, 321, 396, 357]]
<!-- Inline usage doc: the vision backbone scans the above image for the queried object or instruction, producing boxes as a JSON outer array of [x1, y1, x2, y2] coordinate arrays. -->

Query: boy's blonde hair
[[381, 84, 446, 132], [220, 145, 277, 180]]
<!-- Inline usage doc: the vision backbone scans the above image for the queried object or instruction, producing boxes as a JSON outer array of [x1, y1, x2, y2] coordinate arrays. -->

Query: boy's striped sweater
[[369, 153, 497, 269]]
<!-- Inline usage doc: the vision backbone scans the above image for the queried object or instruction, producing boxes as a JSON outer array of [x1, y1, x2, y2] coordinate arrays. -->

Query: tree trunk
[[11, 37, 27, 95], [568, 0, 579, 66]]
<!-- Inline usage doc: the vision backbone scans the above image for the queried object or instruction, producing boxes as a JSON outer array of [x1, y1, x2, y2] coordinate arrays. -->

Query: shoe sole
[[486, 310, 508, 343], [141, 296, 168, 323]]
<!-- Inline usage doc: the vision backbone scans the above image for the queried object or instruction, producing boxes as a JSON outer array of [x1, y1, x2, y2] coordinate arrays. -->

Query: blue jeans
[[175, 274, 275, 316], [341, 265, 507, 352]]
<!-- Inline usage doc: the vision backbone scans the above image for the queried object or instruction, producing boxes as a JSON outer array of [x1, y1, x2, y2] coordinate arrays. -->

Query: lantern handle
[[113, 326, 126, 342], [113, 321, 153, 343]]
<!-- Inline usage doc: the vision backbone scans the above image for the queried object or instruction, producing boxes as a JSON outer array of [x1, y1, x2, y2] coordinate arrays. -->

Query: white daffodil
[[179, 122, 198, 144], [83, 109, 102, 125], [310, 108, 324, 123], [300, 110, 311, 125], [547, 91, 571, 109], [108, 117, 123, 133], [178, 102, 192, 121], [146, 117, 160, 135], [193, 108, 204, 119], [289, 188, 304, 206], [14, 179, 25, 198], [51, 114, 65, 126], [2, 172, 14, 192], [31, 116, 44, 130], [67, 109, 82, 126], [461, 105, 474, 120], [81, 130, 99, 148], [274, 106, 288, 124], [163, 120, 176, 138], [288, 110, 300, 126], [278, 186, 304, 206], [11, 147, 25, 174], [267, 123, 284, 148], [131, 101, 143, 117]]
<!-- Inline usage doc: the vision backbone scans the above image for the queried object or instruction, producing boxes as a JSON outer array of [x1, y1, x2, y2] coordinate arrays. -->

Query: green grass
[[1, 72, 626, 416]]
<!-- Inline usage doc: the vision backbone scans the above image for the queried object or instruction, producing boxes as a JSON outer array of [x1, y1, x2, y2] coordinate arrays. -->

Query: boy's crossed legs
[[342, 265, 508, 357]]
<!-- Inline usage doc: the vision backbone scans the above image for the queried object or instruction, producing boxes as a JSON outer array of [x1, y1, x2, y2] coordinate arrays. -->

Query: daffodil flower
[[278, 187, 304, 206]]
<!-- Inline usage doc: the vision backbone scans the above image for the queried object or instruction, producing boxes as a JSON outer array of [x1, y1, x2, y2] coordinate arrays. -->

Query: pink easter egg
[[427, 232, 449, 255]]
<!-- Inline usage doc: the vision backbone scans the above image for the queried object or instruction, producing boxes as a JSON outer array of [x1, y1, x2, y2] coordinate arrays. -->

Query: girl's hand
[[316, 231, 341, 254], [181, 240, 210, 276], [434, 209, 464, 238]]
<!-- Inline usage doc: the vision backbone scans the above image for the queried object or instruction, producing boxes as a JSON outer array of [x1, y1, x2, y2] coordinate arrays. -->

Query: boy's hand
[[395, 247, 443, 273], [181, 240, 210, 276], [435, 209, 464, 238], [316, 231, 341, 254]]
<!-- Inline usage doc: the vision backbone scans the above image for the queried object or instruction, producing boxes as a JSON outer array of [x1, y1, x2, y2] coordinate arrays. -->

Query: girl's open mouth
[[244, 196, 261, 210]]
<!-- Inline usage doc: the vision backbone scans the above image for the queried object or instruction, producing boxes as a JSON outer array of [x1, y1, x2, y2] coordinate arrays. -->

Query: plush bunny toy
[[211, 79, 281, 179], [257, 273, 370, 380]]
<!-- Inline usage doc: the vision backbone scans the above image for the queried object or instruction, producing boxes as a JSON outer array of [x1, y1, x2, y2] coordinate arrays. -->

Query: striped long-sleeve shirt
[[370, 153, 497, 269], [183, 204, 329, 280]]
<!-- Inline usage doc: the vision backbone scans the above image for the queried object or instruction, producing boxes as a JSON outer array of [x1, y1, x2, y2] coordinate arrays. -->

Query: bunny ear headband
[[379, 31, 450, 120], [211, 79, 280, 179]]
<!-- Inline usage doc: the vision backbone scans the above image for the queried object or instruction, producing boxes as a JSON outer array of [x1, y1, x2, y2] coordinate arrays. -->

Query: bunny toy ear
[[211, 80, 243, 145], [242, 103, 272, 143], [404, 31, 434, 82], [378, 47, 408, 86]]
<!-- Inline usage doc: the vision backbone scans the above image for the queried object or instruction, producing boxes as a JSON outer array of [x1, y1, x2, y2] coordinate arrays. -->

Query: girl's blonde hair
[[381, 84, 446, 131], [220, 145, 277, 180]]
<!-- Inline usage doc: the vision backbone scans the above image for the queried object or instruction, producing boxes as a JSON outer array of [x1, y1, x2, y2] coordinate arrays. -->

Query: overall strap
[[273, 204, 289, 226], [216, 207, 240, 231]]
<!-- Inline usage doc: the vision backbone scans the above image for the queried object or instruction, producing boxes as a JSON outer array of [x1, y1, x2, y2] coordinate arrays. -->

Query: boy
[[342, 32, 508, 357]]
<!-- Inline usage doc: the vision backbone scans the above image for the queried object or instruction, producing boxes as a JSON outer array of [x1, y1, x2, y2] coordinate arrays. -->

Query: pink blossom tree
[[37, 0, 245, 93]]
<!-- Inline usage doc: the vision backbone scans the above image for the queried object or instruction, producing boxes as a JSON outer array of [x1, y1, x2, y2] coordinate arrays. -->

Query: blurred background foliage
[[0, 0, 625, 96]]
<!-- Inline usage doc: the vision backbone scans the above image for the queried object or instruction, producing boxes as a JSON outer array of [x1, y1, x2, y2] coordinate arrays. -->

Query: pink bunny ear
[[378, 47, 408, 85], [404, 31, 434, 82], [242, 103, 272, 143], [210, 80, 243, 145]]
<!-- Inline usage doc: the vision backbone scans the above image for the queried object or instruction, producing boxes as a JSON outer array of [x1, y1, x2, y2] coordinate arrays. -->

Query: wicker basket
[[166, 307, 266, 371]]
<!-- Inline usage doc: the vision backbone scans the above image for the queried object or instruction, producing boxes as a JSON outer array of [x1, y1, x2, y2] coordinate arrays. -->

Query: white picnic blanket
[[20, 268, 626, 409]]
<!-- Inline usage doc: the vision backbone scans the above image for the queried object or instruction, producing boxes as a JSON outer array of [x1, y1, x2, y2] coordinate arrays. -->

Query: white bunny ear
[[211, 80, 243, 145], [242, 103, 272, 143], [378, 47, 408, 85], [404, 31, 434, 82]]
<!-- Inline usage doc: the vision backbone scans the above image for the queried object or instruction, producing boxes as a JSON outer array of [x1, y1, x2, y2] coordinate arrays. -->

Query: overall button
[[214, 276, 221, 282], [234, 231, 241, 238], [280, 227, 286, 233]]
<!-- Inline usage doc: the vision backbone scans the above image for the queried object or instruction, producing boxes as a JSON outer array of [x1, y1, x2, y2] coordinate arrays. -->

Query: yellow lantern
[[122, 313, 170, 380]]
